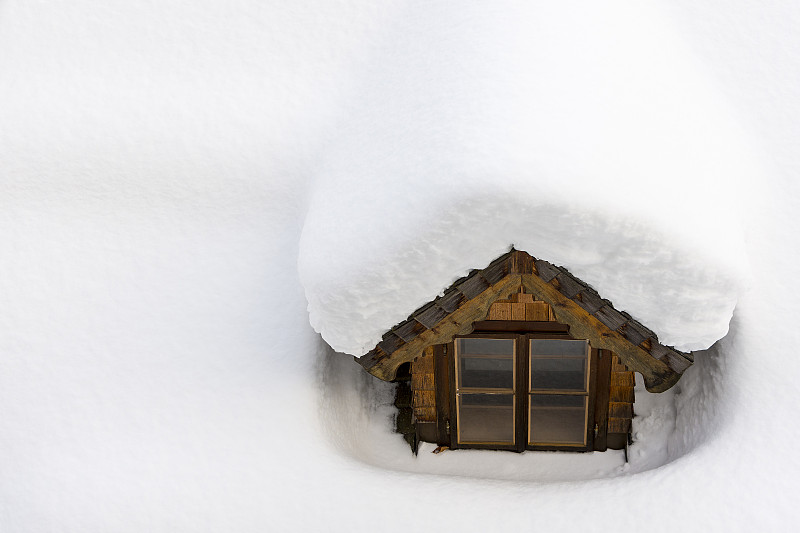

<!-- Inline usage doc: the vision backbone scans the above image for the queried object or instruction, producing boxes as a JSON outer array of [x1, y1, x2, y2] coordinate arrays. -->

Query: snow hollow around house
[[319, 333, 728, 481]]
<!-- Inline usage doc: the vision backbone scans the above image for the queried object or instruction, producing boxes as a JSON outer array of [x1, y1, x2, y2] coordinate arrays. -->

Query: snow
[[2, 1, 800, 531], [299, 1, 755, 355]]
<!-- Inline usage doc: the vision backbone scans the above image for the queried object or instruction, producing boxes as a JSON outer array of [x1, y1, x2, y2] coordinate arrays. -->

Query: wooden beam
[[360, 275, 524, 381], [593, 349, 612, 452], [470, 320, 569, 333], [520, 273, 679, 392]]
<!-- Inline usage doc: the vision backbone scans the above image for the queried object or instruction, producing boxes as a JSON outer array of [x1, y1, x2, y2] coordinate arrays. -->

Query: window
[[528, 339, 589, 446], [454, 338, 515, 445], [451, 334, 594, 451]]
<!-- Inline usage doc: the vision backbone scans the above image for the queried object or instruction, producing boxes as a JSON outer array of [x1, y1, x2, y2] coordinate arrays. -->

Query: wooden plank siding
[[487, 292, 557, 323], [411, 347, 436, 423], [607, 354, 635, 449]]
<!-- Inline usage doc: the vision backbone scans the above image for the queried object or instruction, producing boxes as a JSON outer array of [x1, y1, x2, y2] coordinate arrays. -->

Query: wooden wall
[[486, 291, 556, 321], [411, 346, 436, 423], [607, 355, 635, 449]]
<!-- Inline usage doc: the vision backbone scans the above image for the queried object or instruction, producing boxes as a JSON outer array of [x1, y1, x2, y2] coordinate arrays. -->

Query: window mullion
[[516, 334, 527, 452]]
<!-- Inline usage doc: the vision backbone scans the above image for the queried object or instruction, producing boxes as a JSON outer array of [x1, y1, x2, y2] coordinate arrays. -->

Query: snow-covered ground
[[2, 1, 799, 531]]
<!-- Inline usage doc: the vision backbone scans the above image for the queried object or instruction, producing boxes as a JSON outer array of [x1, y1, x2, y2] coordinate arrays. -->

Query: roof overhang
[[358, 250, 692, 393]]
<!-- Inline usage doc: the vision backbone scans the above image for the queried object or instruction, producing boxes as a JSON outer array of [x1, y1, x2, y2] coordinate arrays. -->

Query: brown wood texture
[[416, 422, 437, 443], [606, 433, 628, 450], [488, 294, 552, 321], [488, 302, 512, 320], [516, 335, 528, 452], [611, 372, 635, 387], [511, 302, 526, 321], [411, 372, 434, 390], [608, 418, 632, 433], [586, 348, 599, 451], [364, 275, 524, 381], [509, 250, 534, 274], [593, 348, 613, 451], [608, 402, 633, 419], [415, 407, 437, 422], [609, 386, 635, 403], [412, 390, 435, 407], [510, 292, 535, 303], [470, 320, 569, 333], [433, 344, 450, 445], [525, 301, 552, 321], [411, 347, 436, 422], [447, 341, 458, 449], [520, 273, 679, 392], [611, 356, 629, 373], [414, 352, 434, 372]]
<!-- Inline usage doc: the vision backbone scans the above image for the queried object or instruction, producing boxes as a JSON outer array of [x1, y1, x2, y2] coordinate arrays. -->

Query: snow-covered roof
[[360, 249, 692, 392]]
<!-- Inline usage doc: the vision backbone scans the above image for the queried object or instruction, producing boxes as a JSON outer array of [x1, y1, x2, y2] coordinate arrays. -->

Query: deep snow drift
[[2, 1, 800, 532], [299, 2, 755, 357]]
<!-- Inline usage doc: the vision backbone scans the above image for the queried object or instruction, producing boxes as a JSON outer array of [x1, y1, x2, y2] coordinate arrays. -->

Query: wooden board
[[611, 372, 636, 387], [488, 302, 512, 320], [525, 301, 551, 321], [412, 390, 435, 407], [608, 401, 633, 419], [415, 406, 437, 422], [470, 320, 569, 333], [593, 349, 612, 451], [510, 292, 535, 303], [413, 353, 434, 372], [433, 344, 451, 445], [511, 302, 526, 321], [608, 418, 632, 433], [610, 386, 635, 403], [411, 372, 434, 390]]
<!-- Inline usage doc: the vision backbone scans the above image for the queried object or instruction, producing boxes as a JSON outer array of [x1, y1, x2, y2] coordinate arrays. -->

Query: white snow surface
[[2, 1, 799, 532], [299, 1, 754, 355]]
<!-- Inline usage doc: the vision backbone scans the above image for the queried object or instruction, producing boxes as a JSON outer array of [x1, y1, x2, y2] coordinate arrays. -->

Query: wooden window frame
[[449, 333, 519, 452], [446, 328, 598, 452]]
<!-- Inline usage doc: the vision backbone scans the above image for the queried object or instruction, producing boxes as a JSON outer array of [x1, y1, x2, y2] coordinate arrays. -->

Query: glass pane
[[457, 337, 515, 356], [458, 393, 515, 444], [530, 339, 587, 356], [529, 395, 587, 445], [457, 338, 514, 390], [530, 356, 587, 391], [530, 339, 587, 392]]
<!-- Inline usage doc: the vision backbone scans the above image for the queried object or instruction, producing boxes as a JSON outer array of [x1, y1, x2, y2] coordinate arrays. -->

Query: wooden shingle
[[414, 303, 449, 329], [594, 305, 627, 331], [378, 331, 405, 355], [574, 288, 604, 314], [533, 259, 560, 282], [436, 288, 466, 313], [392, 320, 426, 343], [456, 272, 491, 299], [555, 270, 586, 298]]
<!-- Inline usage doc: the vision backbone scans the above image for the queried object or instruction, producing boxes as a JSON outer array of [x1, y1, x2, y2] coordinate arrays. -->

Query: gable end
[[358, 250, 692, 393]]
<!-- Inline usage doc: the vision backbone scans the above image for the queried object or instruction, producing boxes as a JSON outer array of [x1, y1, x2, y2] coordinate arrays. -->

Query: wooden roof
[[358, 249, 693, 393]]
